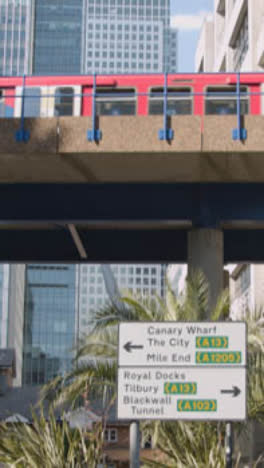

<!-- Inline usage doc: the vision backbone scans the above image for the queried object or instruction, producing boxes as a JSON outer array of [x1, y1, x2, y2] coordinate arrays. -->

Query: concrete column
[[130, 421, 140, 468], [188, 229, 223, 315]]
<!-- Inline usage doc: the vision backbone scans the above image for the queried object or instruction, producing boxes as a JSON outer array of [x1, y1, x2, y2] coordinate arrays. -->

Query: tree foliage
[[0, 406, 104, 468], [7, 271, 264, 467]]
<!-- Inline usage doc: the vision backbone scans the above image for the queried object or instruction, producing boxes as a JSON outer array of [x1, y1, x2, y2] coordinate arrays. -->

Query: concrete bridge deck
[[1, 115, 264, 278], [1, 115, 264, 182]]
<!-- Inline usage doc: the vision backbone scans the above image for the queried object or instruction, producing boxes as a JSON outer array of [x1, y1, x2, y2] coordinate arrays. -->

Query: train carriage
[[0, 73, 262, 120]]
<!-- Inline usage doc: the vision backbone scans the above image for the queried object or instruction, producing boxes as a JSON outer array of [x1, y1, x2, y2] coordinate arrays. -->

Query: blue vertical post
[[87, 73, 102, 142], [15, 74, 30, 142], [159, 72, 174, 141], [232, 72, 247, 140]]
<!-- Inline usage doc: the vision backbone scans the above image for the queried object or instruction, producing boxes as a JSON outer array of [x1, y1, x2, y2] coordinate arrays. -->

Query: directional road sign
[[117, 322, 247, 421], [119, 322, 246, 367], [117, 367, 246, 420]]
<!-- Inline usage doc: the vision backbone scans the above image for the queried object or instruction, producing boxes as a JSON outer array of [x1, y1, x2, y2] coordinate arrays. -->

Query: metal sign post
[[130, 421, 140, 468], [225, 422, 233, 468]]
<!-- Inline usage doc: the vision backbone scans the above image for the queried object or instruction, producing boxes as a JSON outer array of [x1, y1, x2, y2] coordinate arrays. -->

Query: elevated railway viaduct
[[2, 113, 264, 309]]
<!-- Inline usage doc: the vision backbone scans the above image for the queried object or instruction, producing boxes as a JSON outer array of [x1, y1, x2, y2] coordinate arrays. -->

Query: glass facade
[[0, 264, 9, 348], [79, 264, 166, 336], [23, 264, 77, 385], [0, 265, 4, 346], [33, 0, 83, 75], [82, 0, 177, 74], [0, 0, 177, 76], [167, 29, 177, 73], [84, 18, 164, 74], [0, 0, 33, 76]]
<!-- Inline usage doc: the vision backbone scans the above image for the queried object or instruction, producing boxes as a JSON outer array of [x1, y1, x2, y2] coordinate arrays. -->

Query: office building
[[33, 0, 84, 75], [78, 264, 166, 337], [82, 0, 177, 74], [196, 0, 264, 72], [227, 264, 264, 319], [22, 264, 77, 385], [0, 0, 34, 76], [166, 264, 187, 296], [0, 0, 177, 76], [195, 0, 264, 321], [0, 264, 25, 387]]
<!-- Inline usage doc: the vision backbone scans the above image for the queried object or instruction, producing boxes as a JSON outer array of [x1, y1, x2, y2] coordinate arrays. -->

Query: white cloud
[[171, 11, 213, 30]]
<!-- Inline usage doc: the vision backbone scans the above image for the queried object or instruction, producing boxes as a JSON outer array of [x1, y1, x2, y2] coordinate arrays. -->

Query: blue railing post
[[87, 73, 102, 142], [232, 72, 247, 141], [15, 74, 30, 143], [159, 72, 174, 141]]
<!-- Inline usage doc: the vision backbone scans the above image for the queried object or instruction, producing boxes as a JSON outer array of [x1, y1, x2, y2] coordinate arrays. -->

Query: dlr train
[[0, 73, 263, 119]]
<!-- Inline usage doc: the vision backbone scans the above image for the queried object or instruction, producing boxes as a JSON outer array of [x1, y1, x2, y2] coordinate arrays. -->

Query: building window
[[149, 87, 192, 115], [104, 428, 118, 442], [205, 86, 248, 115], [234, 265, 251, 299], [54, 87, 74, 116], [96, 88, 136, 116], [233, 13, 249, 71]]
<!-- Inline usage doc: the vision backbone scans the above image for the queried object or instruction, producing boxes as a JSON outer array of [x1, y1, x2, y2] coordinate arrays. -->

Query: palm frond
[[0, 406, 104, 467]]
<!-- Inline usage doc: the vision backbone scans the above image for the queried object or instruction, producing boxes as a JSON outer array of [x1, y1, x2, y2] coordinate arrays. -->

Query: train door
[[14, 85, 81, 117], [14, 86, 48, 117]]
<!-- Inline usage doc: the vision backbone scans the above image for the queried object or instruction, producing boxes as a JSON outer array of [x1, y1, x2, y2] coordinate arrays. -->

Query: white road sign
[[117, 322, 247, 421], [117, 366, 246, 420], [118, 322, 246, 367]]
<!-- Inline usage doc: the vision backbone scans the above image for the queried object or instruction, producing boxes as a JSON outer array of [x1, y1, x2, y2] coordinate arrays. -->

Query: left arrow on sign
[[124, 341, 144, 353]]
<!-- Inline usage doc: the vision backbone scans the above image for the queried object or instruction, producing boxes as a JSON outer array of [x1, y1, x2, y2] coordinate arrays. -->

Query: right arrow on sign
[[221, 386, 241, 397]]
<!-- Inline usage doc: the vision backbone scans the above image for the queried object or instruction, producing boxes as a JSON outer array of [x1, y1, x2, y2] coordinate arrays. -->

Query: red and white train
[[0, 73, 262, 118]]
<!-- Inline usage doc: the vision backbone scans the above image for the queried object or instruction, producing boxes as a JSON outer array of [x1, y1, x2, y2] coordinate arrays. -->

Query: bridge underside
[[2, 183, 264, 263]]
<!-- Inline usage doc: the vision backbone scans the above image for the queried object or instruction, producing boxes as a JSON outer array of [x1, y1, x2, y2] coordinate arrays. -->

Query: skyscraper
[[22, 265, 77, 385], [0, 0, 34, 76], [33, 0, 84, 75], [78, 264, 166, 337], [0, 264, 25, 386], [82, 0, 177, 74], [0, 0, 177, 76]]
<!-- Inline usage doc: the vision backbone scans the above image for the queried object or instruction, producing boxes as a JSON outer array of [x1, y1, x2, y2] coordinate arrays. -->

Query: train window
[[0, 89, 15, 118], [149, 87, 192, 115], [55, 87, 74, 116], [205, 86, 249, 115], [95, 88, 136, 116], [24, 87, 41, 117]]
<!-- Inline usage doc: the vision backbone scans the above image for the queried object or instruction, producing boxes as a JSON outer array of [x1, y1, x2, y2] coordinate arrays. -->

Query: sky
[[170, 0, 214, 72]]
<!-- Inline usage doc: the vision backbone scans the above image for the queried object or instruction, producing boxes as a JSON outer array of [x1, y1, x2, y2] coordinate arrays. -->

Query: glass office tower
[[33, 0, 83, 75], [0, 0, 34, 75], [0, 264, 25, 386], [82, 0, 177, 73], [79, 264, 166, 337], [22, 265, 77, 385]]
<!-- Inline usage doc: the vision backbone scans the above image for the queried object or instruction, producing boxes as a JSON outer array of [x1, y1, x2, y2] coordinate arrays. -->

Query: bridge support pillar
[[187, 229, 223, 316]]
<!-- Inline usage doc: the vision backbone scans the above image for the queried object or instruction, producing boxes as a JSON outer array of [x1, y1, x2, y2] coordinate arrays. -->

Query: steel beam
[[0, 228, 263, 263], [0, 183, 263, 226]]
